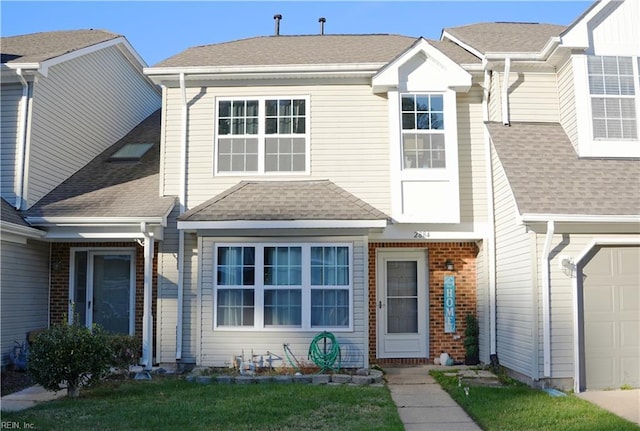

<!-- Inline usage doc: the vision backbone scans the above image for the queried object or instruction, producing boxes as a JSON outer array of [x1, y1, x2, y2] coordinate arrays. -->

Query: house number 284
[[413, 231, 430, 239]]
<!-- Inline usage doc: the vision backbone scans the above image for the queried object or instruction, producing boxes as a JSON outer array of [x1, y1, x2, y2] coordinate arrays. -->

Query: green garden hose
[[308, 331, 341, 373]]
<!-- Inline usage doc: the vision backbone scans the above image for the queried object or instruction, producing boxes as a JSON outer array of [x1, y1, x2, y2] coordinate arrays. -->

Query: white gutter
[[518, 213, 640, 224], [24, 216, 168, 226], [144, 62, 386, 77], [501, 58, 511, 126], [176, 72, 188, 360], [541, 220, 554, 377], [15, 69, 30, 210], [482, 65, 498, 356], [141, 222, 155, 370]]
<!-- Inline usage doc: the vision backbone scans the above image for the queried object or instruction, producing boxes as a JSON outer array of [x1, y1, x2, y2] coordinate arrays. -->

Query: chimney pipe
[[319, 17, 326, 35], [274, 14, 282, 36]]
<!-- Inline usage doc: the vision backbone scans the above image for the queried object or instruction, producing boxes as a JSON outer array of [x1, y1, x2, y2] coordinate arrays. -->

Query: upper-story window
[[401, 94, 445, 169], [216, 97, 308, 174], [587, 56, 637, 140]]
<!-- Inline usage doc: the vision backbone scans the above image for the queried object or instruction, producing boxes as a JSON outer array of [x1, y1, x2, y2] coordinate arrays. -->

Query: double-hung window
[[214, 243, 352, 331], [587, 56, 638, 140], [216, 97, 308, 174], [401, 94, 445, 169]]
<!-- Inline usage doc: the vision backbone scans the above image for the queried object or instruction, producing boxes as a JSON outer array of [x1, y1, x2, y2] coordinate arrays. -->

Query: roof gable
[[372, 38, 472, 93]]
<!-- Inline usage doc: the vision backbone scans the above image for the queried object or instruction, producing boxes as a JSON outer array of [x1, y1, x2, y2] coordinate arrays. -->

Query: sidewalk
[[1, 385, 66, 412], [385, 365, 482, 431]]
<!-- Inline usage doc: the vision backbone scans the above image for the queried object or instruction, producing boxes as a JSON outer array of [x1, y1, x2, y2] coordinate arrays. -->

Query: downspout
[[176, 72, 187, 361], [541, 220, 554, 377], [15, 69, 30, 210], [482, 64, 498, 356], [501, 58, 511, 126], [141, 222, 155, 370]]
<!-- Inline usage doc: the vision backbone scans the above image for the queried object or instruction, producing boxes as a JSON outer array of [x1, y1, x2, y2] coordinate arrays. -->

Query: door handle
[[378, 301, 383, 309], [88, 300, 91, 309]]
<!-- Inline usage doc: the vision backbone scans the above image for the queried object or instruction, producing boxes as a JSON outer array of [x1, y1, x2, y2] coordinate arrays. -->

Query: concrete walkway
[[577, 389, 640, 425], [1, 385, 66, 412], [385, 365, 482, 431]]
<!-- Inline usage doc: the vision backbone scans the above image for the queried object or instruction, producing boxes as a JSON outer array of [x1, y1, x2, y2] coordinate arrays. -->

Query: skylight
[[109, 143, 154, 161]]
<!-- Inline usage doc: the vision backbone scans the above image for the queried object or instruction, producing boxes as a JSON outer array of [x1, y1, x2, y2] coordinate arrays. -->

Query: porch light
[[445, 259, 455, 271]]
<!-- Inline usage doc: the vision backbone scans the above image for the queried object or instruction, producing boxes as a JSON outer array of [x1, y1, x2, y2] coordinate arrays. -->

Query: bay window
[[216, 97, 308, 174], [214, 243, 352, 331]]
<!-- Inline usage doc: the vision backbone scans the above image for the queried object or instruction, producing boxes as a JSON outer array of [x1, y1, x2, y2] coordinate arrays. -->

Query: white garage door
[[582, 246, 640, 390]]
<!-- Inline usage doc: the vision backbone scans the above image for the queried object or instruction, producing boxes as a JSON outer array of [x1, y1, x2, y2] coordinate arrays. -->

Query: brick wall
[[50, 242, 158, 345], [368, 242, 478, 365]]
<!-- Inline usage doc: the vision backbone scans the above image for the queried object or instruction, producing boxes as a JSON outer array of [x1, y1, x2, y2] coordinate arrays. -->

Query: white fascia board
[[178, 219, 388, 231], [518, 213, 640, 224], [37, 37, 132, 77], [440, 30, 485, 59], [0, 221, 46, 239], [560, 0, 615, 49], [25, 216, 167, 226], [372, 38, 472, 93]]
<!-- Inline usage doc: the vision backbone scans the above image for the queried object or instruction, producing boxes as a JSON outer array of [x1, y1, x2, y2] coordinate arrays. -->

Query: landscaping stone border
[[186, 368, 384, 386]]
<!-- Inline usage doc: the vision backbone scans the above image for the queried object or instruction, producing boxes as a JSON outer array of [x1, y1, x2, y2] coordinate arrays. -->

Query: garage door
[[582, 246, 640, 390]]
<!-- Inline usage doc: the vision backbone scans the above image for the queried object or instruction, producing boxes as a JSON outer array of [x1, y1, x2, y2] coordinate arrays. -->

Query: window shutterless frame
[[213, 243, 353, 332], [213, 96, 311, 176]]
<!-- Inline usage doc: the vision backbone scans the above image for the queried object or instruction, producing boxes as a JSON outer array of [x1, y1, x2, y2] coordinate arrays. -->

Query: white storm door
[[81, 250, 135, 335], [377, 251, 428, 358]]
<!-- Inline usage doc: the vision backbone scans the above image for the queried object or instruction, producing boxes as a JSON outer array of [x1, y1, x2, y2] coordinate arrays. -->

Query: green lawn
[[430, 370, 639, 431], [1, 377, 404, 431]]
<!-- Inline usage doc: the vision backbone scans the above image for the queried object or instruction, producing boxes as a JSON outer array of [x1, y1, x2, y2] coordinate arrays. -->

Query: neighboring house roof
[[1, 29, 121, 65], [178, 180, 389, 222], [1, 198, 30, 227], [444, 22, 566, 54], [486, 122, 640, 217], [24, 110, 176, 220], [152, 34, 480, 69]]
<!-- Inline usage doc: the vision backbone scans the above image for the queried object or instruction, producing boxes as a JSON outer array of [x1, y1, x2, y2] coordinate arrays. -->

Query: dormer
[[372, 38, 472, 223], [559, 0, 640, 158]]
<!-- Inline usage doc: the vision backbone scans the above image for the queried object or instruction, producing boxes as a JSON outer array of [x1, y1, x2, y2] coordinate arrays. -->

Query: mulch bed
[[1, 367, 33, 396]]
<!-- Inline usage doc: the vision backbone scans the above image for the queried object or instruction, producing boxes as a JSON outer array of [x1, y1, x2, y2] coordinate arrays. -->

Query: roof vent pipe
[[274, 14, 282, 36], [319, 17, 326, 35]]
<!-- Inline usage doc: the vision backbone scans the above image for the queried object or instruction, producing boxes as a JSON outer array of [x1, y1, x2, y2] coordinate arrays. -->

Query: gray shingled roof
[[178, 180, 389, 222], [444, 22, 566, 54], [1, 198, 30, 227], [24, 110, 176, 220], [487, 122, 640, 217], [152, 34, 480, 69], [1, 29, 121, 65]]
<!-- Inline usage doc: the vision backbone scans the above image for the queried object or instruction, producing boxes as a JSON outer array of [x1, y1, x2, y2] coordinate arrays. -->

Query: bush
[[107, 334, 141, 378], [27, 321, 112, 398], [463, 313, 480, 365]]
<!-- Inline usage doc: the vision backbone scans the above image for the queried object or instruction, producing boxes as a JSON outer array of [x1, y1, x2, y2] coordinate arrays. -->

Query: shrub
[[107, 334, 141, 378], [27, 321, 112, 398], [463, 313, 480, 365]]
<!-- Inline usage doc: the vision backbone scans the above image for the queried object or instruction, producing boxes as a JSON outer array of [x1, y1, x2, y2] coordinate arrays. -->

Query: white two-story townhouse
[[143, 23, 539, 369], [1, 30, 163, 367], [444, 0, 639, 391]]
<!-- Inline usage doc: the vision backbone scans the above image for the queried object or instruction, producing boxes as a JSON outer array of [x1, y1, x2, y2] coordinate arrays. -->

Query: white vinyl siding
[[490, 71, 560, 123], [26, 45, 160, 208], [1, 239, 49, 366], [491, 145, 536, 378], [1, 84, 23, 203], [161, 84, 390, 214], [558, 59, 579, 151], [198, 236, 367, 368]]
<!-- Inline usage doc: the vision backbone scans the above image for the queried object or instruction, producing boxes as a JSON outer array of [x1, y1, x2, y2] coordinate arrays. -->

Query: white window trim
[[400, 93, 446, 170], [68, 247, 136, 335], [574, 54, 640, 158], [213, 96, 311, 176], [213, 242, 354, 332]]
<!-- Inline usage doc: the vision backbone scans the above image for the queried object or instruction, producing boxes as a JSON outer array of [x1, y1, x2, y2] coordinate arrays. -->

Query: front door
[[377, 250, 428, 358], [70, 249, 136, 335]]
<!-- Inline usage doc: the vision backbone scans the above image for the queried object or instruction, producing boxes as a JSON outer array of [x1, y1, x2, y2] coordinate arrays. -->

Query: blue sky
[[2, 1, 592, 66]]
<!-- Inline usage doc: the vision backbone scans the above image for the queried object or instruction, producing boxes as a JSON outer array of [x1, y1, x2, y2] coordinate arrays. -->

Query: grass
[[430, 369, 639, 431], [0, 376, 404, 431]]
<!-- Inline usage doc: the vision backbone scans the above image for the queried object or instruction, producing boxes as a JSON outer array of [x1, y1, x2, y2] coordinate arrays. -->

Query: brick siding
[[368, 242, 478, 365]]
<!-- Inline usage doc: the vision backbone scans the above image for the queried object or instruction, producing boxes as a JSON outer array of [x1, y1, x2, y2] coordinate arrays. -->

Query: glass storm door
[[71, 250, 135, 335], [377, 251, 428, 358]]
